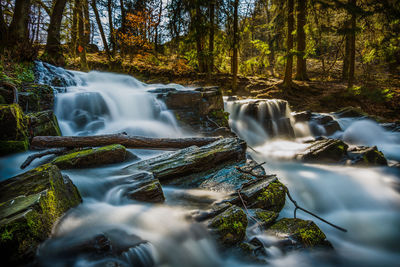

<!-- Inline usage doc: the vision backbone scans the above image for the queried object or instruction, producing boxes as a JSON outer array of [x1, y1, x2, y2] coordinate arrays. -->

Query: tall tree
[[208, 0, 215, 74], [0, 2, 8, 44], [283, 0, 294, 88], [295, 0, 308, 80], [70, 0, 79, 58], [43, 0, 68, 66], [77, 0, 88, 70], [91, 0, 111, 60], [347, 0, 356, 88], [107, 0, 115, 56], [232, 0, 239, 90]]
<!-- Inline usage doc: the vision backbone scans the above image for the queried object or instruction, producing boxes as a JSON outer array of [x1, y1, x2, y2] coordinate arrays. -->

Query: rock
[[347, 145, 387, 166], [0, 164, 82, 265], [27, 110, 61, 138], [208, 205, 248, 246], [254, 209, 279, 228], [18, 84, 54, 112], [309, 114, 341, 136], [126, 138, 247, 181], [296, 139, 348, 163], [334, 106, 368, 118], [293, 111, 311, 123], [229, 178, 287, 212], [123, 172, 165, 203], [268, 218, 330, 249], [150, 87, 230, 135], [0, 104, 29, 155], [52, 144, 127, 169]]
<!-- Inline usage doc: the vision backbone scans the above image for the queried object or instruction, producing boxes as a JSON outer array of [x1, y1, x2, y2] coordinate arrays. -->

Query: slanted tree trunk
[[91, 0, 111, 60], [295, 0, 308, 81], [7, 0, 33, 60], [232, 0, 239, 91], [208, 0, 215, 74], [44, 0, 68, 66], [283, 0, 294, 89], [31, 134, 221, 150], [347, 0, 356, 88]]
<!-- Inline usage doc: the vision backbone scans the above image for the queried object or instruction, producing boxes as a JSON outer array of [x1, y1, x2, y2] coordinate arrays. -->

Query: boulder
[[52, 144, 127, 169], [254, 209, 279, 228], [334, 106, 368, 118], [0, 164, 82, 265], [27, 110, 61, 138], [293, 111, 312, 123], [208, 205, 248, 246], [0, 104, 29, 155], [295, 139, 348, 163], [126, 138, 247, 181], [347, 145, 387, 166], [123, 172, 165, 203], [18, 84, 54, 113], [268, 218, 330, 249]]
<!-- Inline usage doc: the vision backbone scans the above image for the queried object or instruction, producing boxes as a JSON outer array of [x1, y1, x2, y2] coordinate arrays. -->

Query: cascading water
[[1, 63, 399, 267]]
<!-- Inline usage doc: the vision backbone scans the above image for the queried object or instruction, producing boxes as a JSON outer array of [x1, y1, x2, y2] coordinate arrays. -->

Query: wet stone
[[123, 172, 165, 203]]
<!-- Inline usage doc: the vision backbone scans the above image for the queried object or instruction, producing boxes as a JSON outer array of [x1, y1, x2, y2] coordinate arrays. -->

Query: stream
[[1, 63, 400, 267]]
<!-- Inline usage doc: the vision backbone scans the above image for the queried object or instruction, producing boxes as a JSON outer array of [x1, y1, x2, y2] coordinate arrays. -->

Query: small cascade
[[224, 97, 295, 145], [34, 61, 79, 91]]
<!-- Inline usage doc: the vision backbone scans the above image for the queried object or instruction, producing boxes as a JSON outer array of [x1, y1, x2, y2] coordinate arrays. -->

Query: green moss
[[269, 218, 326, 247], [0, 139, 29, 156], [255, 180, 286, 212], [255, 210, 278, 226]]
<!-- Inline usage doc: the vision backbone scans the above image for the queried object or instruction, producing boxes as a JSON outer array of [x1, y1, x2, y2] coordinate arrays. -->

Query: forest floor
[[66, 52, 399, 122]]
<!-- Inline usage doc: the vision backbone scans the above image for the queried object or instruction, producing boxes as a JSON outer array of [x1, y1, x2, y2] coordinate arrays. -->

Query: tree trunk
[[0, 2, 8, 45], [83, 0, 90, 47], [71, 0, 78, 57], [347, 0, 356, 88], [77, 0, 88, 70], [44, 0, 68, 66], [342, 21, 350, 80], [194, 2, 207, 73], [208, 1, 215, 74], [7, 0, 32, 60], [266, 0, 276, 77], [295, 0, 308, 81], [91, 0, 111, 60], [283, 0, 294, 88], [232, 0, 239, 91], [107, 0, 115, 56], [31, 134, 221, 150]]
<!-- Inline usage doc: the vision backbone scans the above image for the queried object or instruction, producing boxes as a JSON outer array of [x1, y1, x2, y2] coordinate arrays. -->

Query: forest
[[1, 1, 400, 267]]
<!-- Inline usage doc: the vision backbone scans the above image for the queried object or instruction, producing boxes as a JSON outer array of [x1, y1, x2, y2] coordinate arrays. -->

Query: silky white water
[[1, 66, 399, 266]]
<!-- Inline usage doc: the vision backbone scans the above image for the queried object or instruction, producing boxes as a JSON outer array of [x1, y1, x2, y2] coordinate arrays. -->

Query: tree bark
[[71, 0, 78, 57], [342, 21, 350, 80], [208, 0, 215, 74], [295, 0, 308, 81], [193, 1, 207, 73], [283, 0, 294, 88], [91, 0, 111, 60], [77, 0, 88, 70], [31, 134, 221, 150], [44, 0, 68, 66], [347, 0, 356, 88], [0, 2, 8, 45], [232, 0, 239, 91], [107, 0, 115, 56]]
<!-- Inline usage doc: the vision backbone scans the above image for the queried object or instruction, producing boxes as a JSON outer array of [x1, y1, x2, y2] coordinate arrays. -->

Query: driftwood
[[31, 133, 221, 150], [20, 148, 71, 169]]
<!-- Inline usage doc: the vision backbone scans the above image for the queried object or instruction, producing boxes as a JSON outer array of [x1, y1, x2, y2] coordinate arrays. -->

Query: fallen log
[[20, 147, 71, 169], [31, 133, 222, 150]]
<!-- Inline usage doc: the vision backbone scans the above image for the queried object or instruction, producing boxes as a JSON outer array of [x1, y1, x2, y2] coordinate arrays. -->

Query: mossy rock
[[296, 139, 348, 163], [0, 140, 29, 156], [348, 145, 387, 166], [0, 164, 82, 265], [209, 205, 248, 246], [123, 172, 165, 203], [254, 209, 279, 227], [268, 218, 327, 248], [52, 144, 127, 169], [19, 84, 54, 112], [27, 110, 61, 138], [126, 138, 247, 181], [0, 104, 28, 141]]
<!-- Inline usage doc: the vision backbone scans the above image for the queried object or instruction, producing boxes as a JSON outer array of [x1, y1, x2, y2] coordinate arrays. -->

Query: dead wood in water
[[31, 133, 221, 150]]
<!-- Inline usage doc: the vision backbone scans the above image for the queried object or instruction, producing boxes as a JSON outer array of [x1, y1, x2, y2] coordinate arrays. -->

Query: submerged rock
[[0, 104, 29, 155], [0, 164, 82, 265], [268, 218, 330, 249], [208, 205, 248, 246], [123, 172, 165, 203], [347, 145, 387, 166], [27, 110, 61, 138], [126, 138, 247, 181], [52, 144, 127, 169], [296, 138, 348, 163]]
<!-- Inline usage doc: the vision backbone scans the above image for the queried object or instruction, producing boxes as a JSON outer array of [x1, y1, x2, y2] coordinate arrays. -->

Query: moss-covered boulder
[[254, 209, 279, 228], [126, 138, 246, 181], [347, 145, 387, 166], [0, 164, 82, 265], [18, 84, 54, 113], [27, 110, 61, 137], [52, 144, 127, 169], [0, 104, 29, 155], [123, 172, 165, 203], [296, 138, 348, 163], [268, 218, 328, 248], [208, 205, 248, 246]]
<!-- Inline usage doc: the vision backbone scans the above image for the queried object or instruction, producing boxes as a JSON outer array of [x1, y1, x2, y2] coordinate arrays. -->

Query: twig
[[206, 116, 221, 128], [285, 188, 347, 232], [235, 164, 275, 180], [247, 145, 261, 154], [20, 148, 70, 169]]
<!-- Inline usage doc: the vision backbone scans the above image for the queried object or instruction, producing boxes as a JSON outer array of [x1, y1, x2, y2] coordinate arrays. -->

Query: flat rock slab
[[0, 164, 82, 265], [125, 138, 247, 181], [52, 144, 127, 169], [122, 172, 165, 203]]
